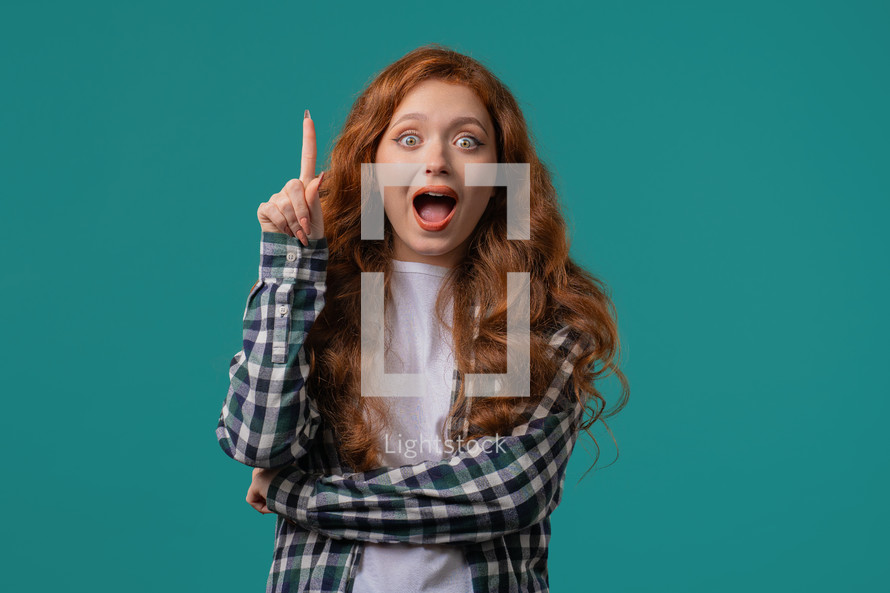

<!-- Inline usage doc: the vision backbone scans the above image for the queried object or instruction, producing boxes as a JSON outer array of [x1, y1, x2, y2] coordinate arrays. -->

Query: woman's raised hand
[[257, 109, 326, 246]]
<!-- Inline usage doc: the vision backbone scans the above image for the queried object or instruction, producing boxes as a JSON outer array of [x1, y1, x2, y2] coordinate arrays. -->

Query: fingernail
[[304, 109, 310, 119], [319, 170, 325, 185]]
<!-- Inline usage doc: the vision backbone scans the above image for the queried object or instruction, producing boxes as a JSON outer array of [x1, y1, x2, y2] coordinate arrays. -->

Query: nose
[[423, 139, 451, 177]]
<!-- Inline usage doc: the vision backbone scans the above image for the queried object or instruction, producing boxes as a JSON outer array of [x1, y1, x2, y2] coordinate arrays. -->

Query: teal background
[[2, 0, 887, 590]]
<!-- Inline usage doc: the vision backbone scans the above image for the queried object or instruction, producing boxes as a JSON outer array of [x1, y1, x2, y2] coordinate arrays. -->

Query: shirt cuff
[[266, 465, 317, 529], [259, 232, 328, 282]]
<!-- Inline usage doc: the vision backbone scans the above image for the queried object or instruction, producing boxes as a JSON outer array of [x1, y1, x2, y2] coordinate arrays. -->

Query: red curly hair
[[304, 43, 628, 480]]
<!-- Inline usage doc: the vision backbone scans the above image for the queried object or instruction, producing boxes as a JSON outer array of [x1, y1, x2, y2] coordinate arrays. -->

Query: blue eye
[[456, 136, 481, 149], [398, 133, 420, 147]]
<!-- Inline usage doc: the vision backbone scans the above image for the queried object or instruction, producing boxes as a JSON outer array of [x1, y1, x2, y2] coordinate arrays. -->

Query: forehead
[[391, 79, 490, 123]]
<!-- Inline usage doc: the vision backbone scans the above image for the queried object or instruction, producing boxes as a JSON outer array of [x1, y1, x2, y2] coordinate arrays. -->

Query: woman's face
[[375, 78, 498, 268]]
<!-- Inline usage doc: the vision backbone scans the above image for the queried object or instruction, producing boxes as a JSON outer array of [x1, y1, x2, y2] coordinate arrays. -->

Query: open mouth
[[412, 188, 458, 231]]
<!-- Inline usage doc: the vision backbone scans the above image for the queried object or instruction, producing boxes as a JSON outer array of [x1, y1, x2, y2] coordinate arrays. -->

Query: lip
[[411, 185, 459, 232]]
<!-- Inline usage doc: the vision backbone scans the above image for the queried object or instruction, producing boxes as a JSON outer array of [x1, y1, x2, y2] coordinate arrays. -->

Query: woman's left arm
[[264, 327, 591, 544]]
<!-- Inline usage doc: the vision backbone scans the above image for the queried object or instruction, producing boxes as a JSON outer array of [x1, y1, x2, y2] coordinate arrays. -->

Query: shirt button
[[278, 305, 288, 316], [286, 252, 297, 262], [449, 456, 461, 467]]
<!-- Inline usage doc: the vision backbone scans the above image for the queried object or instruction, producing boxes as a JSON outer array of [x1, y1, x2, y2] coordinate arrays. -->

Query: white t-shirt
[[351, 258, 474, 593]]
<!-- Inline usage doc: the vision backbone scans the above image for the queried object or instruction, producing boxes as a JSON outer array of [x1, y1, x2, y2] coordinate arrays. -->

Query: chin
[[407, 238, 454, 256]]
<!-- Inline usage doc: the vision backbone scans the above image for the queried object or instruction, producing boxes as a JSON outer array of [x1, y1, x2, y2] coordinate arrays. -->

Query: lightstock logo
[[359, 162, 531, 399]]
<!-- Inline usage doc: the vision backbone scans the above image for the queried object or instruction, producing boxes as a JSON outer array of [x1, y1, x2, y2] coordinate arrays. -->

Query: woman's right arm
[[216, 231, 328, 468], [217, 110, 327, 468]]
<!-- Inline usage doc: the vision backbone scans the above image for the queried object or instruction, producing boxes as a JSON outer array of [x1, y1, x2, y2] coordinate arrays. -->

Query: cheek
[[382, 190, 412, 229], [463, 189, 493, 218], [381, 186, 403, 207]]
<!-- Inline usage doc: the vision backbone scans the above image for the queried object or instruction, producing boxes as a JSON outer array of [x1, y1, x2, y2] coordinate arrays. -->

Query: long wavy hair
[[304, 44, 628, 481]]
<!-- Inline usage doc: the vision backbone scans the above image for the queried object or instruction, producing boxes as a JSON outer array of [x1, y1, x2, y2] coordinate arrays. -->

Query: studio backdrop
[[1, 1, 887, 591]]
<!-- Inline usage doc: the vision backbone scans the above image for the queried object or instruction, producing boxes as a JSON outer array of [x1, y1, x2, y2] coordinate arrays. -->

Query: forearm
[[265, 400, 583, 543], [216, 232, 328, 468]]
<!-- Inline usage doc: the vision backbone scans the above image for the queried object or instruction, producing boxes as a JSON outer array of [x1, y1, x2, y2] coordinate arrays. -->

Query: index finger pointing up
[[300, 109, 317, 186]]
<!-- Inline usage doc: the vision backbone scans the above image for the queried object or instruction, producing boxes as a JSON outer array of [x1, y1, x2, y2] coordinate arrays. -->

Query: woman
[[216, 44, 628, 593]]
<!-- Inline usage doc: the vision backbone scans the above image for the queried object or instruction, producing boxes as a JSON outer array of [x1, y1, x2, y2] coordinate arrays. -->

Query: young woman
[[217, 44, 628, 593]]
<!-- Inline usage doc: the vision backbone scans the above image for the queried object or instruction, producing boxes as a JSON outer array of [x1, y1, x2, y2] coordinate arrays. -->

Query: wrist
[[259, 231, 328, 281]]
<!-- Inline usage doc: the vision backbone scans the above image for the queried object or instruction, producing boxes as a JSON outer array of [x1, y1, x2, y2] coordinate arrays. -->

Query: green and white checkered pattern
[[217, 232, 591, 593]]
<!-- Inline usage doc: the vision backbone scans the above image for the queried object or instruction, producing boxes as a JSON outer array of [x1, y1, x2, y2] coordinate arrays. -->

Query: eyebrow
[[388, 112, 490, 136]]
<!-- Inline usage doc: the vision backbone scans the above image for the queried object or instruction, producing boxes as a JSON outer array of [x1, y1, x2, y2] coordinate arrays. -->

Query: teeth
[[425, 192, 450, 197]]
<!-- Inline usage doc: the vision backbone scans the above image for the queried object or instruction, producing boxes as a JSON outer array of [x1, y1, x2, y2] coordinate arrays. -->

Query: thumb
[[305, 171, 326, 241]]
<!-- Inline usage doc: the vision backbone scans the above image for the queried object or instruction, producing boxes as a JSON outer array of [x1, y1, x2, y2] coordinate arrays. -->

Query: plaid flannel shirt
[[217, 232, 590, 593]]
